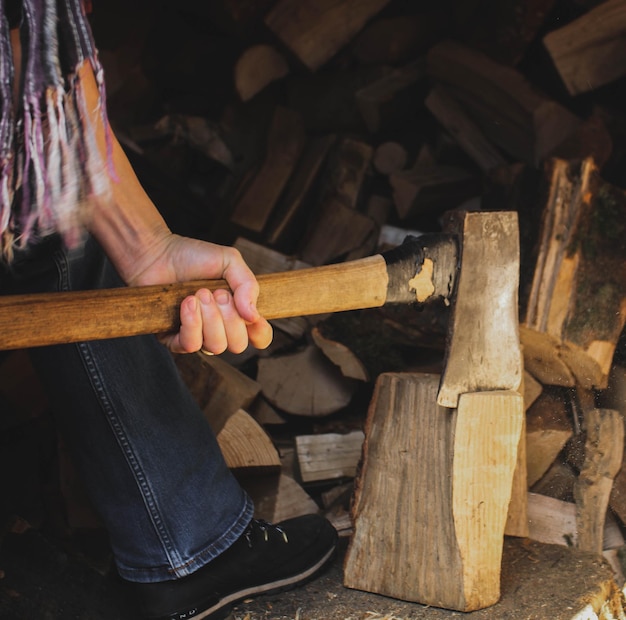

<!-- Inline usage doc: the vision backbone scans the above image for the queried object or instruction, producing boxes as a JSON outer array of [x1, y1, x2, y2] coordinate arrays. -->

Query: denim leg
[[4, 236, 253, 582]]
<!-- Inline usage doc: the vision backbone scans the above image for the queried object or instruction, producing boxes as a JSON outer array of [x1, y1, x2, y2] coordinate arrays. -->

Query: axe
[[0, 211, 521, 407]]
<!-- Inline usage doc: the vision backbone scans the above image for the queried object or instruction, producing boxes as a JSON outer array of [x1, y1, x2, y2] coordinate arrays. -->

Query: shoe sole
[[188, 544, 336, 620]]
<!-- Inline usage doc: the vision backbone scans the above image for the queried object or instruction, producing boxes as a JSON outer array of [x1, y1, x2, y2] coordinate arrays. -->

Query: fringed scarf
[[0, 0, 113, 261]]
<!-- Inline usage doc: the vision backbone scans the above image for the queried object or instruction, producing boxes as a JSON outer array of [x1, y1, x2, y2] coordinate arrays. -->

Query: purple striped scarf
[[0, 0, 113, 260]]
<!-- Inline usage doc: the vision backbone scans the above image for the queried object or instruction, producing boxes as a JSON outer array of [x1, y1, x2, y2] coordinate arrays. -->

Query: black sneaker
[[132, 514, 338, 620]]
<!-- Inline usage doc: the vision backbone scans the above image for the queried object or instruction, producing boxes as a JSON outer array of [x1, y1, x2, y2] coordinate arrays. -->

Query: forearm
[[79, 61, 173, 284]]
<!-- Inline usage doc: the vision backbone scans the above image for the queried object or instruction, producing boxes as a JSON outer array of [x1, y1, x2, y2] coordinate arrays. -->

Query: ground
[[0, 524, 619, 620]]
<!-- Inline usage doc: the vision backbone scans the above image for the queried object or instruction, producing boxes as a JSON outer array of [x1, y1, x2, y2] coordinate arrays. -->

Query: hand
[[125, 233, 273, 355]]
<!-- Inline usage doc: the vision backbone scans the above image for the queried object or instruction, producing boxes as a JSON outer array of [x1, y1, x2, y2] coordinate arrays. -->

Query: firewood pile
[[1, 0, 626, 591]]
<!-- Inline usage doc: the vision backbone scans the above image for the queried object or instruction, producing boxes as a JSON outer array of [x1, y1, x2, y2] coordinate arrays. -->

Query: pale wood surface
[[311, 326, 369, 381], [344, 373, 523, 612], [256, 345, 358, 416], [295, 430, 364, 483], [543, 0, 626, 96]]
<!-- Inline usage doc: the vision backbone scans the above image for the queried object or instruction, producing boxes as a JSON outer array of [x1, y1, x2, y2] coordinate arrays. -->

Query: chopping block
[[344, 210, 524, 612]]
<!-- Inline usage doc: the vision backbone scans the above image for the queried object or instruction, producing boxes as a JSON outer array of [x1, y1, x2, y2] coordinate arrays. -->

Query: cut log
[[344, 373, 523, 611], [521, 158, 626, 390], [574, 408, 624, 553], [264, 0, 393, 71], [234, 44, 289, 102], [355, 59, 427, 134], [425, 84, 507, 172], [526, 390, 574, 487], [311, 326, 369, 382], [372, 142, 408, 176], [505, 413, 529, 538], [244, 474, 320, 524], [427, 39, 581, 166], [233, 237, 311, 339], [215, 408, 281, 474], [295, 430, 364, 483], [349, 13, 446, 65], [531, 460, 577, 501], [523, 369, 543, 411], [265, 135, 335, 252], [389, 164, 478, 224], [300, 198, 376, 266], [543, 0, 626, 96], [256, 345, 358, 416], [174, 353, 260, 431], [230, 106, 306, 233], [528, 492, 624, 551]]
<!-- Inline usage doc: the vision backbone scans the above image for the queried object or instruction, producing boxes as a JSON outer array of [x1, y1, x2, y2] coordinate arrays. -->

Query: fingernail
[[214, 291, 230, 306]]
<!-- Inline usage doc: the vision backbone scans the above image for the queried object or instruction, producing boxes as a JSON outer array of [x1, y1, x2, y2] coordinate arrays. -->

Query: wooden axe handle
[[0, 235, 457, 350]]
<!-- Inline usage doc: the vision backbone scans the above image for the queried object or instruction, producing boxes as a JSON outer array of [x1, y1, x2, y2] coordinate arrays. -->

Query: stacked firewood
[[1, 0, 625, 592]]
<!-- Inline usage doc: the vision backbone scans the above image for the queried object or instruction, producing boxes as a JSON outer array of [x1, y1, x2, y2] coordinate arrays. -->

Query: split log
[[523, 369, 543, 411], [264, 0, 393, 71], [527, 492, 624, 551], [265, 135, 335, 252], [174, 353, 260, 430], [355, 59, 427, 134], [520, 158, 626, 390], [344, 373, 523, 611], [311, 326, 369, 382], [234, 44, 289, 101], [256, 345, 358, 416], [531, 460, 577, 501], [230, 106, 306, 233], [389, 164, 478, 224], [216, 408, 281, 474], [244, 474, 320, 524], [427, 39, 581, 166], [574, 408, 624, 553], [543, 0, 626, 96], [295, 430, 364, 483], [425, 84, 507, 172], [233, 237, 310, 339], [349, 13, 446, 65], [526, 390, 574, 487], [372, 142, 408, 176]]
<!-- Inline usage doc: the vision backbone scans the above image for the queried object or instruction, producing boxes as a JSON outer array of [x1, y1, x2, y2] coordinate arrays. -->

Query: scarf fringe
[[0, 0, 114, 261]]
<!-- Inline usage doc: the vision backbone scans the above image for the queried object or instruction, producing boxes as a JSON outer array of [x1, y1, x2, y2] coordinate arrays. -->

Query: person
[[0, 1, 338, 619]]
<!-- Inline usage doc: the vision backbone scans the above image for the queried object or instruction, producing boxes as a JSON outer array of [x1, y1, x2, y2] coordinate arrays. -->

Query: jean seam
[[52, 247, 183, 573]]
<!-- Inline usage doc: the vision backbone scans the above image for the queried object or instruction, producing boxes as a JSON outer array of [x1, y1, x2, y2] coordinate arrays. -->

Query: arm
[[80, 62, 272, 354]]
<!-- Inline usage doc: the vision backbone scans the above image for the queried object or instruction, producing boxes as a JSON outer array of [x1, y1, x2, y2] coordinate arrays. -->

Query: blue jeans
[[1, 235, 253, 583]]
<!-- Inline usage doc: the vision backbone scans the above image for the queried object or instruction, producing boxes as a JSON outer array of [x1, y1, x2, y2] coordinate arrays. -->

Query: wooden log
[[531, 460, 577, 500], [244, 474, 320, 524], [527, 492, 624, 551], [265, 135, 335, 252], [526, 390, 574, 487], [427, 39, 580, 166], [389, 164, 478, 224], [295, 430, 364, 483], [311, 326, 369, 381], [215, 408, 281, 474], [230, 106, 306, 233], [174, 353, 260, 431], [264, 0, 393, 71], [574, 408, 624, 553], [234, 44, 289, 102], [372, 142, 408, 176], [256, 345, 358, 417], [425, 84, 507, 172], [344, 373, 523, 611], [543, 0, 626, 96], [355, 59, 427, 134], [521, 158, 626, 390]]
